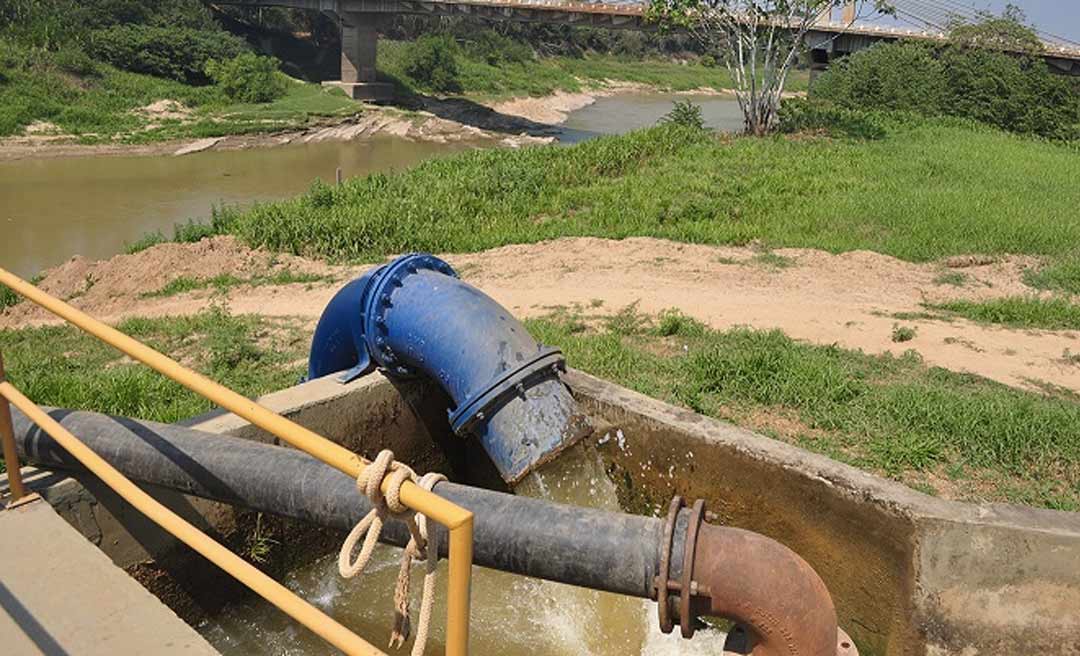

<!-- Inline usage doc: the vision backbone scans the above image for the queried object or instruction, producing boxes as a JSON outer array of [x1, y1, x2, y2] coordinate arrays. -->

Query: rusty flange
[[652, 496, 708, 639], [653, 496, 683, 634]]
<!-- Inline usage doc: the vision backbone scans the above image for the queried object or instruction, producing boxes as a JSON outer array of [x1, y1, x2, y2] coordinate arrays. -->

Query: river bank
[[0, 83, 740, 162]]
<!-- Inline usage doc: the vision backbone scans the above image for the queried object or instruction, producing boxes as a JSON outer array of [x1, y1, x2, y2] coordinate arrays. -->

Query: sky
[[857, 0, 1080, 46]]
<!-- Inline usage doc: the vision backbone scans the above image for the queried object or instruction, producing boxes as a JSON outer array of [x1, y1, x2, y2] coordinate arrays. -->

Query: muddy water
[[0, 137, 473, 278], [199, 444, 728, 655], [1, 94, 742, 280], [557, 94, 744, 144]]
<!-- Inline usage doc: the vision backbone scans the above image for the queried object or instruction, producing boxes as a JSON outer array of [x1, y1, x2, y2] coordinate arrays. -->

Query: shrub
[[778, 98, 888, 140], [812, 41, 947, 115], [205, 53, 286, 103], [661, 99, 705, 130], [812, 39, 1080, 140], [402, 35, 460, 93], [462, 30, 532, 66], [49, 47, 98, 76], [89, 24, 247, 84], [1, 284, 19, 309], [939, 46, 1079, 140]]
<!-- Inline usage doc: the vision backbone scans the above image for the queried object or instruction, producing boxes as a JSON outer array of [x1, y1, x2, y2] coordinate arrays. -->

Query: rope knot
[[338, 449, 447, 656]]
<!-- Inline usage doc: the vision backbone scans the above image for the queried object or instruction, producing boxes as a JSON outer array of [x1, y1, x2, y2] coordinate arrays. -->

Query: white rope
[[338, 449, 447, 656]]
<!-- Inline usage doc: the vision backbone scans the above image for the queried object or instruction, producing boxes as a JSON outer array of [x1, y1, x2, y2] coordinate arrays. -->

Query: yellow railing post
[[0, 267, 472, 654], [0, 382, 383, 655], [0, 351, 29, 504]]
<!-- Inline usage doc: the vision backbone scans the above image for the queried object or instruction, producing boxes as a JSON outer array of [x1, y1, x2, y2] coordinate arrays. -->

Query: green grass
[[930, 297, 1080, 331], [182, 120, 1080, 272], [750, 251, 796, 270], [0, 40, 357, 142], [1024, 259, 1080, 295], [0, 306, 308, 424], [891, 324, 917, 342], [933, 271, 968, 287], [1, 284, 19, 310], [141, 270, 332, 298], [526, 308, 1080, 510]]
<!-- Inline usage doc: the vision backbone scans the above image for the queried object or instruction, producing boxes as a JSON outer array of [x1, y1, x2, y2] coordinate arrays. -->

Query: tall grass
[[200, 121, 1080, 267], [931, 297, 1080, 331]]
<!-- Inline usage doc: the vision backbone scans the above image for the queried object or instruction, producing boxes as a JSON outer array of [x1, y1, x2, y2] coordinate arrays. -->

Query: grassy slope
[[206, 121, 1080, 290], [930, 297, 1080, 331], [0, 48, 360, 142], [528, 308, 1080, 510]]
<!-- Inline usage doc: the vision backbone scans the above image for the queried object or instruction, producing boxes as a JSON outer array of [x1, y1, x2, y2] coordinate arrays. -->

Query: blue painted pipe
[[308, 253, 591, 483]]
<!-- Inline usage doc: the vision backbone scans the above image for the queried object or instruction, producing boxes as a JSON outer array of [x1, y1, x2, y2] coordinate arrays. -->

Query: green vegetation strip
[[527, 307, 1080, 510], [2, 304, 1077, 510], [0, 306, 308, 425], [142, 271, 332, 298], [185, 123, 1080, 283], [930, 297, 1080, 331]]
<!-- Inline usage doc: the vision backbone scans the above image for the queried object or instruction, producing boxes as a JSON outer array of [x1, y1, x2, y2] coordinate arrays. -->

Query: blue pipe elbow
[[308, 253, 591, 484]]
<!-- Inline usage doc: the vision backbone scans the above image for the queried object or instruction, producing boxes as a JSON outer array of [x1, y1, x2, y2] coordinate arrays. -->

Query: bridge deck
[[0, 497, 219, 656]]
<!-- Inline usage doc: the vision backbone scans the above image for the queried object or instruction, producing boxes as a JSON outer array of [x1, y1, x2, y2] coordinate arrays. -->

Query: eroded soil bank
[[0, 87, 632, 162], [3, 236, 1075, 395]]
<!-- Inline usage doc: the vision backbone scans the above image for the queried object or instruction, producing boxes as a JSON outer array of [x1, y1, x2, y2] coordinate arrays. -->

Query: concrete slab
[[0, 497, 219, 656]]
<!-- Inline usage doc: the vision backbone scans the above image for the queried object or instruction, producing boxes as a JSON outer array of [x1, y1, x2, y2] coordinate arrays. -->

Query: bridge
[[221, 0, 1080, 99]]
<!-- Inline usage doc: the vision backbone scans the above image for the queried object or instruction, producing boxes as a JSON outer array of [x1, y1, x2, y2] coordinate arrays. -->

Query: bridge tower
[[322, 12, 394, 101]]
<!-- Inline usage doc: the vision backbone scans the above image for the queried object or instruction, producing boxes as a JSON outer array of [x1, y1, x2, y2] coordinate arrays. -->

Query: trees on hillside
[[647, 0, 893, 135]]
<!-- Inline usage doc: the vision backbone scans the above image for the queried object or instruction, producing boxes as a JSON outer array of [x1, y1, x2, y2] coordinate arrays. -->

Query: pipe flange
[[679, 499, 706, 639], [448, 347, 565, 434], [362, 253, 459, 377], [654, 496, 684, 634]]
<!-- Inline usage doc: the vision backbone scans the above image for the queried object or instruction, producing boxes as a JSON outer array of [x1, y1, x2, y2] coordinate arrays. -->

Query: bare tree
[[647, 0, 893, 135]]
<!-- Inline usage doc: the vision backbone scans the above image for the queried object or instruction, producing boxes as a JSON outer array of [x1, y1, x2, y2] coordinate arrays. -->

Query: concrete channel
[[3, 370, 1079, 655]]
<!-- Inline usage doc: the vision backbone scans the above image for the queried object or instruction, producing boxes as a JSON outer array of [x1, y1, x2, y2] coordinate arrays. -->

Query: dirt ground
[[4, 236, 1077, 396]]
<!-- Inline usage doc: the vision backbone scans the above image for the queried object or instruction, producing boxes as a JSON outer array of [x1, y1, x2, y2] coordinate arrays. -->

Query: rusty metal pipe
[[692, 523, 841, 656]]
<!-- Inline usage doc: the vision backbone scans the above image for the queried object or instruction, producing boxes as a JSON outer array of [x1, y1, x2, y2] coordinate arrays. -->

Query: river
[[1, 94, 742, 279]]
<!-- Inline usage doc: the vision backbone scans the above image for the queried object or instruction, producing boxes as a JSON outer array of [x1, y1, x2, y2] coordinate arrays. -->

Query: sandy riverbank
[[0, 84, 701, 162], [4, 235, 1076, 396]]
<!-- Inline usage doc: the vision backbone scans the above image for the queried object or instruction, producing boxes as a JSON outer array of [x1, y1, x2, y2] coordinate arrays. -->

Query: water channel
[[1, 94, 742, 279], [199, 444, 729, 655]]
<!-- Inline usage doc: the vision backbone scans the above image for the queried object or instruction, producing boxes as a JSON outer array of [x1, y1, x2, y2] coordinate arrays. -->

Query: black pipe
[[11, 407, 667, 598]]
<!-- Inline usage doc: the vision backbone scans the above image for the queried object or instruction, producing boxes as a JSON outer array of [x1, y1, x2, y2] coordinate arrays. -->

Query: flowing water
[[199, 443, 728, 655], [1, 95, 742, 279]]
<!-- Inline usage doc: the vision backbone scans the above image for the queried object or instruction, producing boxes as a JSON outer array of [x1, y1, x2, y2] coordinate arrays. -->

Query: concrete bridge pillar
[[322, 11, 393, 101]]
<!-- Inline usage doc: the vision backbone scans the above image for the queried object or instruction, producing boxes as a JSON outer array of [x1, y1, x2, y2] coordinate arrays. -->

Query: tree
[[948, 3, 1043, 54], [647, 0, 893, 135]]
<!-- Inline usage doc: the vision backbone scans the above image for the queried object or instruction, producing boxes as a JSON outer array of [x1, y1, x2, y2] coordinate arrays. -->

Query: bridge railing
[[0, 267, 474, 656]]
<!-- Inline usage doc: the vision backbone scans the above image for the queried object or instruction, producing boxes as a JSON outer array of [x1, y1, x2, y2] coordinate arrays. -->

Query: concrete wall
[[565, 369, 1080, 656], [6, 368, 1080, 654]]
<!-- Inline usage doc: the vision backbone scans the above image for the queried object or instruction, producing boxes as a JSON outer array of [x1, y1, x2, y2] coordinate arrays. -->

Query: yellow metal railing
[[0, 267, 472, 656]]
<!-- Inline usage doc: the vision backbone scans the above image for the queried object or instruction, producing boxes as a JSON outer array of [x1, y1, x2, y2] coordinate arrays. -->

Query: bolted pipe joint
[[308, 253, 592, 484], [656, 498, 857, 656]]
